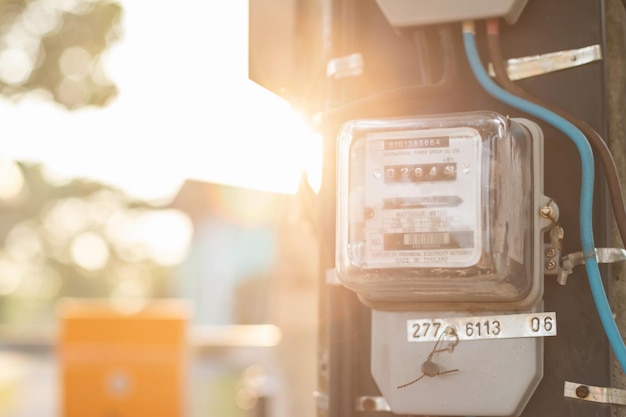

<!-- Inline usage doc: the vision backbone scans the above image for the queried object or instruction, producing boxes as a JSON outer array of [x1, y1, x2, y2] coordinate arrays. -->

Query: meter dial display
[[354, 127, 482, 269]]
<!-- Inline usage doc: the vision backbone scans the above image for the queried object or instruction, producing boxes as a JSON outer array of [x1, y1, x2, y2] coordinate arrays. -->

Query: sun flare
[[0, 0, 322, 202]]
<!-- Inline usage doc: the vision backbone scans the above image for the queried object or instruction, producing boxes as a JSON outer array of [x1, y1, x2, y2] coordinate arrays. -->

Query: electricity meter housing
[[336, 111, 549, 311]]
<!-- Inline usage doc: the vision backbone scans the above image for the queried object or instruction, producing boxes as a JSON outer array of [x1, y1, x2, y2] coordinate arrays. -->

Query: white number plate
[[406, 312, 557, 342]]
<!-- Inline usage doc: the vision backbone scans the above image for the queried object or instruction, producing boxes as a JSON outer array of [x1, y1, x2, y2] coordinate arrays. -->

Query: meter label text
[[406, 312, 557, 342]]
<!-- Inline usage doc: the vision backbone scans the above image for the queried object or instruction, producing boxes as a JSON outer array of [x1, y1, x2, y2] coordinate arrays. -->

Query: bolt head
[[361, 397, 377, 412], [540, 205, 555, 219], [575, 385, 590, 399]]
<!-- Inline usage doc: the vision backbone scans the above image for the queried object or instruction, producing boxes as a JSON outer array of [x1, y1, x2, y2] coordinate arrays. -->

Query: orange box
[[58, 300, 189, 417]]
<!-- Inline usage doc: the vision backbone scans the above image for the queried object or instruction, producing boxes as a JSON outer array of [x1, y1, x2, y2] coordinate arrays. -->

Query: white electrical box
[[375, 0, 529, 27]]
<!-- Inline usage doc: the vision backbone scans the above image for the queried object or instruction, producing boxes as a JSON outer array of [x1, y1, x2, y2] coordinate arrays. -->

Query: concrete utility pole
[[607, 1, 626, 414]]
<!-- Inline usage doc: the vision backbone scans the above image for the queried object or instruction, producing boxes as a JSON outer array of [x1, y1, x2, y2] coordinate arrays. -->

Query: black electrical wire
[[423, 25, 457, 85], [413, 29, 434, 85], [323, 25, 458, 122], [486, 18, 626, 247]]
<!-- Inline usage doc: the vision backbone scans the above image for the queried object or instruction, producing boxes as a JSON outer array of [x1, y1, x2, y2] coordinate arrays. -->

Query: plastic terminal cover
[[335, 111, 545, 311], [375, 0, 529, 27]]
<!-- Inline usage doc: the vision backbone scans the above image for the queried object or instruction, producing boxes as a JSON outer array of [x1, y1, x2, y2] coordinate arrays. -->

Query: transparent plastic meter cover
[[335, 111, 541, 309]]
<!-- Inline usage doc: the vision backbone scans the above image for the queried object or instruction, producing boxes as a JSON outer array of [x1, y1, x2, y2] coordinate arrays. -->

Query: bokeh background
[[0, 1, 320, 416]]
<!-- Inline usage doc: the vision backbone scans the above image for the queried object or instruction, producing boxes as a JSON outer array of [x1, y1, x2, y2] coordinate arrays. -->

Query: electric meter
[[336, 111, 552, 310], [336, 111, 556, 416]]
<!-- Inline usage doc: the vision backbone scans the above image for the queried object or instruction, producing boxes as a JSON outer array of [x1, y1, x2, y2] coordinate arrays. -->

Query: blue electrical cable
[[462, 21, 626, 372]]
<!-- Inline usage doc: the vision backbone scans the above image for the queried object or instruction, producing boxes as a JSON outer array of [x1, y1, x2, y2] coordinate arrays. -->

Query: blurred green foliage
[[0, 0, 121, 108], [0, 163, 173, 330]]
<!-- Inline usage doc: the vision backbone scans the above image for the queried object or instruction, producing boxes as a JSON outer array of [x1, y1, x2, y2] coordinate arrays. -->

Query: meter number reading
[[384, 162, 457, 183], [406, 312, 557, 342]]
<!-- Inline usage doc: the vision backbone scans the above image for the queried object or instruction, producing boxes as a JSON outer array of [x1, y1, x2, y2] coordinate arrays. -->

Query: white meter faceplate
[[360, 127, 481, 269], [336, 111, 550, 310]]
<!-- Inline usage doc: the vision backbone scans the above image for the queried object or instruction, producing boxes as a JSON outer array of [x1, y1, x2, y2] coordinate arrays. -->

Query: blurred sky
[[0, 0, 320, 202]]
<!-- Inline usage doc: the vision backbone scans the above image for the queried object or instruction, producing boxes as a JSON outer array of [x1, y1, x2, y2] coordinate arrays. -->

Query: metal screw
[[360, 397, 377, 412], [575, 385, 590, 399], [546, 260, 557, 270], [545, 247, 557, 258], [540, 205, 554, 218], [364, 207, 375, 220]]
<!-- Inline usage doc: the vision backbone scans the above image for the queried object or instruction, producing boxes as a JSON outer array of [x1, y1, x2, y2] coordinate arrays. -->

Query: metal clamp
[[327, 53, 364, 79], [488, 44, 602, 81], [555, 248, 626, 285], [313, 391, 329, 411], [564, 381, 626, 406]]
